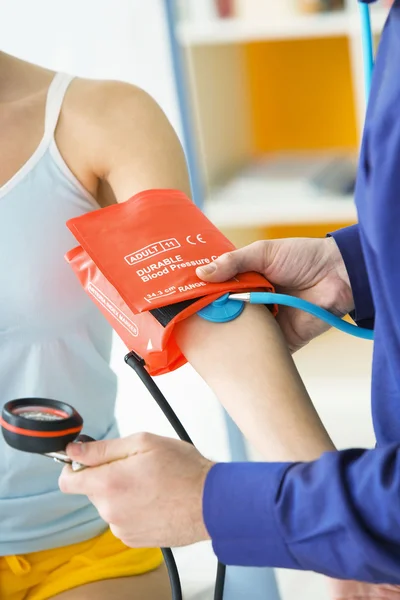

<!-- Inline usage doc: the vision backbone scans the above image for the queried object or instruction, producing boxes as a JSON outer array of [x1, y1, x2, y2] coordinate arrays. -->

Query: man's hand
[[59, 434, 213, 548], [197, 237, 353, 353], [329, 579, 400, 599]]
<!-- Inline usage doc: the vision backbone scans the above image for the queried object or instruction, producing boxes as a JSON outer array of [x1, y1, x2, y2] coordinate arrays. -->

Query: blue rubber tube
[[359, 1, 375, 99], [245, 292, 374, 341]]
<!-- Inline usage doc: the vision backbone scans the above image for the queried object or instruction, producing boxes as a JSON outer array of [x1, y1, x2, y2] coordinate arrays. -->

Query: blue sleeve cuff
[[203, 462, 301, 569], [329, 225, 374, 329]]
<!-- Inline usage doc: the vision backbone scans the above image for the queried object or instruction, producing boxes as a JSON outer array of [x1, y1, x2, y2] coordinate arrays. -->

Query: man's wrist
[[327, 236, 355, 315], [195, 460, 214, 542], [329, 226, 374, 327]]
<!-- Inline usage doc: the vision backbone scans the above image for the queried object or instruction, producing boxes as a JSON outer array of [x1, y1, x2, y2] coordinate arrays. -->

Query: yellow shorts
[[0, 529, 163, 600]]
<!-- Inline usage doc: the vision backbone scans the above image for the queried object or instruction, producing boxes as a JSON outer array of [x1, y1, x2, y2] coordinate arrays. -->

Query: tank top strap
[[44, 73, 75, 140]]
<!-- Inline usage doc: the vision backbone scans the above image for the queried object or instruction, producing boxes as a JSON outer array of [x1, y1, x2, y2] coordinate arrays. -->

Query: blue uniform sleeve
[[330, 225, 375, 329], [204, 446, 400, 583]]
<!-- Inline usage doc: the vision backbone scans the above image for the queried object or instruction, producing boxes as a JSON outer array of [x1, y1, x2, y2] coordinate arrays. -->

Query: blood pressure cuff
[[65, 189, 276, 376]]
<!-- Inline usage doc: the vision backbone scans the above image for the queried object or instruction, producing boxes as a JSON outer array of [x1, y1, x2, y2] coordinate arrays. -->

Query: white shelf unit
[[205, 167, 358, 229], [177, 3, 389, 231], [178, 9, 387, 46]]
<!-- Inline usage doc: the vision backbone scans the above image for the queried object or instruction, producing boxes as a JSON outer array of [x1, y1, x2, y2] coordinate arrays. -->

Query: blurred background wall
[[0, 0, 182, 134]]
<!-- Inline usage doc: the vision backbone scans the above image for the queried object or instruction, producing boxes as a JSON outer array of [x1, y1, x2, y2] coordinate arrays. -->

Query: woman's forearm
[[175, 304, 335, 461]]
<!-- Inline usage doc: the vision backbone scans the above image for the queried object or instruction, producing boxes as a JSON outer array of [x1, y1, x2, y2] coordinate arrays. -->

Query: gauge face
[[1, 398, 83, 455], [11, 406, 69, 422]]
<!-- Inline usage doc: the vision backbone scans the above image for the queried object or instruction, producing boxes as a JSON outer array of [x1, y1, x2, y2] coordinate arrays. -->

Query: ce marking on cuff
[[186, 234, 206, 245]]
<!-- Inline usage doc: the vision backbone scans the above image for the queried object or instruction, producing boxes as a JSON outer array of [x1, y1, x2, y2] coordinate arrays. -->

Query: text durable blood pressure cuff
[[65, 189, 276, 375]]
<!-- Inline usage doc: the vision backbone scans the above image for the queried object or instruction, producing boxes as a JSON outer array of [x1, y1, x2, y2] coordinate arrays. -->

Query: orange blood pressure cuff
[[65, 189, 275, 376]]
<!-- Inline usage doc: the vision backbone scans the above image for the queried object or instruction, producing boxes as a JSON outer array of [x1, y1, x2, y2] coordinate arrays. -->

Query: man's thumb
[[196, 252, 241, 283], [197, 243, 270, 283], [66, 437, 136, 467]]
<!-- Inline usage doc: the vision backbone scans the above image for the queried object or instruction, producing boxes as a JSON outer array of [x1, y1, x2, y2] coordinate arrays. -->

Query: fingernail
[[197, 263, 216, 276], [68, 442, 83, 456]]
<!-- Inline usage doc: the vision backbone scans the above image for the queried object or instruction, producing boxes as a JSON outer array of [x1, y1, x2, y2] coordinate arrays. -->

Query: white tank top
[[0, 73, 119, 555]]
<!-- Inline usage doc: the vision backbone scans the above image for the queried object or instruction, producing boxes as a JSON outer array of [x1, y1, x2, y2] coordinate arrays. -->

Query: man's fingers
[[66, 438, 132, 467], [196, 242, 269, 283], [109, 524, 138, 548], [275, 291, 331, 353], [328, 578, 400, 599], [58, 463, 110, 495], [66, 432, 157, 467]]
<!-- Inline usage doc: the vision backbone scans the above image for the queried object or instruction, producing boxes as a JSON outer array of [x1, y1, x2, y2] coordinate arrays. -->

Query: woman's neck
[[0, 52, 54, 103]]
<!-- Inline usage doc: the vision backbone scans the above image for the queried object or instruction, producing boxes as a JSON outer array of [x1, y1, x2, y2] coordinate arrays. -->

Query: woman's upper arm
[[86, 80, 191, 201]]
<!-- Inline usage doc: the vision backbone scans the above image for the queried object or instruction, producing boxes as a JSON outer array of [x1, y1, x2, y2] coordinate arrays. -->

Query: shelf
[[178, 12, 348, 45], [178, 9, 388, 46], [204, 176, 357, 228]]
